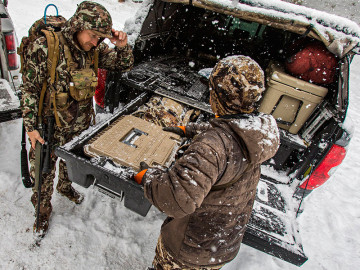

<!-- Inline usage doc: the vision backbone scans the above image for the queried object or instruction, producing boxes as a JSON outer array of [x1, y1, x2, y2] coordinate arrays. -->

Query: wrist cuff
[[178, 126, 186, 135], [134, 169, 148, 185]]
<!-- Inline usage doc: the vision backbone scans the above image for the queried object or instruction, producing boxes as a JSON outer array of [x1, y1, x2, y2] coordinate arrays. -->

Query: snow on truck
[[55, 0, 360, 266]]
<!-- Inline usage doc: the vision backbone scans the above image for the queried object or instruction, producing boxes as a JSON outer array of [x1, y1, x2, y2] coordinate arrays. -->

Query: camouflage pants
[[29, 146, 73, 218], [29, 110, 91, 218], [152, 236, 224, 270]]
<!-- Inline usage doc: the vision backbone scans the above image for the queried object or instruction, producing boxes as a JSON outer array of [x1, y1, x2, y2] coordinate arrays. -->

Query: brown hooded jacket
[[143, 112, 280, 267]]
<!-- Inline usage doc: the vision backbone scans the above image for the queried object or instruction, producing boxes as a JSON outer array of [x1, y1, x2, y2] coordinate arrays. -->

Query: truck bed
[[55, 73, 307, 265]]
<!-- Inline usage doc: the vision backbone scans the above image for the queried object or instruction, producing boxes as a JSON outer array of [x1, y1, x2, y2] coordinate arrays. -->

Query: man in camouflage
[[20, 1, 134, 236]]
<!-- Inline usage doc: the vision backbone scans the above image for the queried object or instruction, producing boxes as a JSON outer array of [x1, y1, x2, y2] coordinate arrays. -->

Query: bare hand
[[27, 130, 45, 149], [110, 29, 128, 48]]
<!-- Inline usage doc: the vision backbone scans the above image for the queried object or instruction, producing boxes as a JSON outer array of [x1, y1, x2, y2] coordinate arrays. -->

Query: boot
[[33, 213, 50, 237], [57, 185, 84, 204], [31, 193, 52, 237]]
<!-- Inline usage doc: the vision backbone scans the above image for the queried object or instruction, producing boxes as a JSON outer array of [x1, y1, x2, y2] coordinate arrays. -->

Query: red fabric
[[94, 68, 107, 108], [285, 42, 338, 84]]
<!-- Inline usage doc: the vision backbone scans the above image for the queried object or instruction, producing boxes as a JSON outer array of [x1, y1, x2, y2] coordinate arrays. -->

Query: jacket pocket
[[69, 68, 98, 101], [55, 92, 70, 111]]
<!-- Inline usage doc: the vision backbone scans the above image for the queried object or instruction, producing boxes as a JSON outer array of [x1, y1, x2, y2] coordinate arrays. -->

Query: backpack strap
[[38, 80, 47, 116], [57, 33, 77, 71], [17, 40, 26, 74], [94, 49, 99, 75], [40, 29, 62, 127], [41, 29, 60, 84]]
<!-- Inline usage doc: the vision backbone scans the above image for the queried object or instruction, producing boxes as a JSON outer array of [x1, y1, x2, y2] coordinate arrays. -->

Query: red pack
[[285, 42, 338, 84], [94, 68, 107, 108]]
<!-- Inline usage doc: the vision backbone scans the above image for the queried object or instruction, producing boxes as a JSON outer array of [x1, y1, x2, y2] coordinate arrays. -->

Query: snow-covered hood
[[211, 113, 280, 164], [161, 0, 360, 57]]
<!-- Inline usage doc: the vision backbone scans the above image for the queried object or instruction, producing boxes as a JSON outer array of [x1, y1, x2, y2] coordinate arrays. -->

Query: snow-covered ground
[[1, 0, 359, 269]]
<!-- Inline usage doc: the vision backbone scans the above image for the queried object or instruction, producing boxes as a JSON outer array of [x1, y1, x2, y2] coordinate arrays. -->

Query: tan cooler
[[84, 115, 181, 171], [258, 62, 328, 134]]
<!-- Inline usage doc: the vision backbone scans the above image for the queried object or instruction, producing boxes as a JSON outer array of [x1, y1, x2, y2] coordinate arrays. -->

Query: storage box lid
[[84, 115, 181, 171]]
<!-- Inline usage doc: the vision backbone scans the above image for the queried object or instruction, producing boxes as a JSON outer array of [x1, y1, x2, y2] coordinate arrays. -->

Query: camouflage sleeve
[[20, 37, 48, 132], [97, 42, 134, 72]]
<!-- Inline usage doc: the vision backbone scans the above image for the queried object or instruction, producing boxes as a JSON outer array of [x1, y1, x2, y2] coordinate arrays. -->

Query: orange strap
[[134, 169, 148, 185]]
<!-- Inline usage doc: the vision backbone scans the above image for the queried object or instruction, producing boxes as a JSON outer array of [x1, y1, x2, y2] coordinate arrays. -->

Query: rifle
[[21, 121, 34, 188], [104, 71, 123, 113], [34, 115, 55, 232], [42, 116, 54, 174]]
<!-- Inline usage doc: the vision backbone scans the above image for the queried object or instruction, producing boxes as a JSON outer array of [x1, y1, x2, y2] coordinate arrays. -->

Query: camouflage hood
[[209, 55, 265, 115], [62, 1, 113, 51]]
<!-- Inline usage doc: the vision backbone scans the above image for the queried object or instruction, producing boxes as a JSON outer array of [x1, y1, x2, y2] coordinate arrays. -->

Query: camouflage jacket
[[20, 1, 134, 140]]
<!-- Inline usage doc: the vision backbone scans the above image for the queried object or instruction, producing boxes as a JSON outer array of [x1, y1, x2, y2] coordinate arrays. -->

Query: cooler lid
[[267, 62, 328, 98]]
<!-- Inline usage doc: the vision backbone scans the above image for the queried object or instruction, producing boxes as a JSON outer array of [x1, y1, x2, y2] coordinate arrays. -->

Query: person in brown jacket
[[135, 55, 280, 270]]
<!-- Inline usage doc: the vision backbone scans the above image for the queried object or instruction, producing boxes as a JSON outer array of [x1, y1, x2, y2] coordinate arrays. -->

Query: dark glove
[[140, 161, 149, 171], [163, 126, 186, 137], [134, 161, 149, 185]]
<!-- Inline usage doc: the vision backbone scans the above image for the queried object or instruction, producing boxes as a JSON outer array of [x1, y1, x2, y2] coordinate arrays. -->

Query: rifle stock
[[34, 115, 54, 232], [105, 71, 123, 113], [42, 116, 54, 174], [21, 122, 34, 188], [34, 120, 44, 232]]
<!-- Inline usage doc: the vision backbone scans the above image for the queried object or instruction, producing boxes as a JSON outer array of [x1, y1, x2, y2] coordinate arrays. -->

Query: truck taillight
[[300, 144, 346, 190], [4, 32, 18, 70], [4, 32, 16, 51], [7, 53, 18, 69]]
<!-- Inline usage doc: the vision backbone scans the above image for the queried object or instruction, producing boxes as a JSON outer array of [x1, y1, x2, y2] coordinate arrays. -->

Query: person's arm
[[185, 122, 211, 138], [143, 138, 223, 218], [20, 37, 48, 148], [163, 122, 212, 139], [97, 30, 134, 72]]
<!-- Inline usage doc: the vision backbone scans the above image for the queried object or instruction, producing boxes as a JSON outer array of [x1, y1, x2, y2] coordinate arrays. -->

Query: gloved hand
[[140, 161, 149, 171], [134, 161, 149, 185], [163, 126, 186, 137]]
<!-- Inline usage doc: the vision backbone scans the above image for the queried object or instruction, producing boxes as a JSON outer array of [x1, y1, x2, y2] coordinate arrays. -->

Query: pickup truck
[[55, 0, 360, 266], [0, 0, 21, 122]]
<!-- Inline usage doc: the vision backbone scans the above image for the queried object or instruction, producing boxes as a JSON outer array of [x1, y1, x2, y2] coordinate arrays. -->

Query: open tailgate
[[0, 79, 21, 122]]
